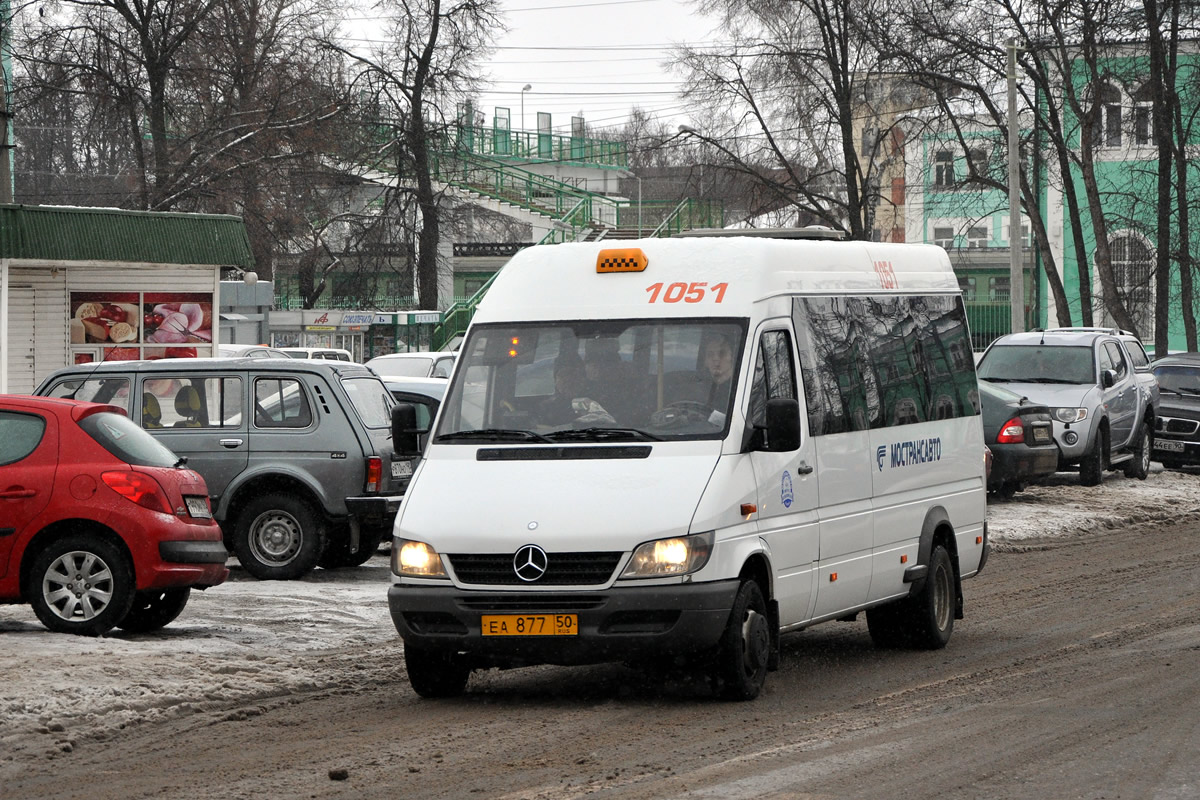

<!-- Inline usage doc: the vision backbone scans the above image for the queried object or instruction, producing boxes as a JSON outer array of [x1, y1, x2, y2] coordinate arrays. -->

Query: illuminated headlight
[[620, 532, 714, 579], [1053, 407, 1088, 423], [392, 538, 447, 578]]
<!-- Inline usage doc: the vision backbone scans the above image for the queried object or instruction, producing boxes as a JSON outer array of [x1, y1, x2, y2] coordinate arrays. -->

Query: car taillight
[[997, 417, 1026, 444], [365, 456, 383, 493], [102, 471, 173, 514]]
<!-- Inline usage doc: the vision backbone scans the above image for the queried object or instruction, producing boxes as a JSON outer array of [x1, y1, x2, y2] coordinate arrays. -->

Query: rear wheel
[[405, 645, 470, 698], [712, 579, 770, 701], [1123, 423, 1151, 480], [29, 534, 135, 636], [866, 544, 955, 650], [232, 493, 325, 580], [118, 587, 191, 633]]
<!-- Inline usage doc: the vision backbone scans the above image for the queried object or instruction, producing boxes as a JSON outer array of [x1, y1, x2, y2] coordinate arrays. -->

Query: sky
[[475, 0, 719, 135], [341, 0, 722, 137]]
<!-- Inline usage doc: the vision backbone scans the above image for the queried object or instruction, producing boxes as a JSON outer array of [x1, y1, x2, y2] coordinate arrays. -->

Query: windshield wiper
[[436, 428, 555, 444], [1176, 386, 1200, 396], [1021, 377, 1083, 384], [174, 456, 189, 468], [980, 376, 1011, 382], [547, 427, 663, 442]]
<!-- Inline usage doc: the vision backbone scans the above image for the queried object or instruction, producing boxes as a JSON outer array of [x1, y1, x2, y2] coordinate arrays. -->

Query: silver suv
[[976, 328, 1159, 486], [37, 358, 408, 580]]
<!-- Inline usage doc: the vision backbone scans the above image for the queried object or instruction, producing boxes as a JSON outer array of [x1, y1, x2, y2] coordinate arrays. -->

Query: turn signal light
[[740, 503, 757, 516], [365, 457, 383, 493], [830, 572, 838, 582], [996, 417, 1025, 444]]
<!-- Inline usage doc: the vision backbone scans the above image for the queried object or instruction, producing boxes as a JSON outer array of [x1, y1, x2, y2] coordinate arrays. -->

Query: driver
[[703, 334, 735, 412]]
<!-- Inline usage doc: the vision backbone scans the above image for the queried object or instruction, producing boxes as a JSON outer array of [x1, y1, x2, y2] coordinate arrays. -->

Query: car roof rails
[[1044, 326, 1136, 337], [672, 225, 847, 240]]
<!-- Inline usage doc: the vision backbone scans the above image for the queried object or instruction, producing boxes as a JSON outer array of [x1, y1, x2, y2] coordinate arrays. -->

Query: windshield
[[341, 377, 395, 428], [79, 411, 180, 468], [436, 319, 748, 443], [1153, 365, 1200, 395], [978, 345, 1095, 385]]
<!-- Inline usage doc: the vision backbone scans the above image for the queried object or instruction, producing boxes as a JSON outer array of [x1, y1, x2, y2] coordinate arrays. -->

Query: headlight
[[620, 532, 714, 579], [1052, 407, 1087, 423], [392, 538, 447, 578]]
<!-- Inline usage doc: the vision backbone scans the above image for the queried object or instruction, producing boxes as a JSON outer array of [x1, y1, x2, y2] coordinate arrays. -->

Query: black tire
[[996, 481, 1019, 500], [29, 534, 136, 636], [117, 587, 191, 633], [405, 645, 470, 698], [867, 544, 955, 650], [905, 544, 955, 650], [1123, 423, 1151, 480], [318, 524, 388, 569], [866, 601, 909, 648], [1080, 428, 1107, 487], [712, 579, 771, 701], [232, 493, 325, 581]]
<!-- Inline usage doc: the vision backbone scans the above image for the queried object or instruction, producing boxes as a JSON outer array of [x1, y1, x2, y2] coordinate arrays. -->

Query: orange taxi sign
[[596, 248, 648, 273]]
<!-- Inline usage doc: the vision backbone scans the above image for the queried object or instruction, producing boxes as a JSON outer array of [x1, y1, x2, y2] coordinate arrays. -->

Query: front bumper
[[1052, 418, 1095, 462], [345, 494, 404, 527], [388, 579, 741, 668], [1152, 436, 1200, 465]]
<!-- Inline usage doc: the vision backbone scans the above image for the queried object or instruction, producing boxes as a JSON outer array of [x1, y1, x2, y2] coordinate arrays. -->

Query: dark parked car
[[0, 395, 228, 635], [978, 381, 1059, 498], [1151, 353, 1200, 469]]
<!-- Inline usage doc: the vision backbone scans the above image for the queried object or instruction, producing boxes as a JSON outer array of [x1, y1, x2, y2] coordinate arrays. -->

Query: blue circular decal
[[781, 470, 794, 509]]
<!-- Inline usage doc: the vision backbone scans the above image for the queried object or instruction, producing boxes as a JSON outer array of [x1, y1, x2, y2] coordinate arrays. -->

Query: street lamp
[[521, 84, 532, 132]]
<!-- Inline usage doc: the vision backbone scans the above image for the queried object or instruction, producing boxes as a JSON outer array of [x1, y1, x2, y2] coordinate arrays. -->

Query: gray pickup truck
[[37, 358, 411, 580], [976, 328, 1159, 486]]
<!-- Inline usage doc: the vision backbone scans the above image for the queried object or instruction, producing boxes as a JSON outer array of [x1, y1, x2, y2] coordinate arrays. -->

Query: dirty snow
[[2, 464, 1199, 757]]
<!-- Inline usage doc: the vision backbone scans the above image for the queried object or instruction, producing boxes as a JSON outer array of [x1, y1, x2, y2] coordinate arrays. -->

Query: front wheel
[[712, 579, 770, 701], [232, 493, 325, 580], [118, 587, 191, 633], [405, 645, 470, 698], [1079, 429, 1106, 487], [29, 534, 136, 636], [1123, 423, 1151, 480]]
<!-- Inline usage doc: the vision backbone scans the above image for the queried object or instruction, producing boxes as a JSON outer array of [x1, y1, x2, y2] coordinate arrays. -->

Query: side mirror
[[1101, 369, 1116, 389], [391, 403, 421, 455], [764, 397, 801, 452]]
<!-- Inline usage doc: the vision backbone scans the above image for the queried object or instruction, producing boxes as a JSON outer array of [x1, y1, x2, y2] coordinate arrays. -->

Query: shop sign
[[302, 309, 344, 327], [407, 312, 441, 325], [341, 312, 375, 326], [305, 325, 337, 331]]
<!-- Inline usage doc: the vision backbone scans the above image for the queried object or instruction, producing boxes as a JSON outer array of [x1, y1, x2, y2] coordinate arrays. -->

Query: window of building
[[933, 226, 955, 249], [989, 276, 1010, 302], [968, 147, 990, 178], [958, 275, 977, 302], [934, 150, 955, 187], [1133, 82, 1155, 146], [967, 226, 988, 249], [1092, 83, 1123, 148], [1105, 234, 1154, 338]]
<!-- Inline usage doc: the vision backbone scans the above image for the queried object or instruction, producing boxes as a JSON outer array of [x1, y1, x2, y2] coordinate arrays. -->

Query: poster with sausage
[[69, 291, 213, 361]]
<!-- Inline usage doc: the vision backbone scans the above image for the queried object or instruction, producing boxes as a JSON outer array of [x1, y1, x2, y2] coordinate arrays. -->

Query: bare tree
[[326, 0, 501, 311]]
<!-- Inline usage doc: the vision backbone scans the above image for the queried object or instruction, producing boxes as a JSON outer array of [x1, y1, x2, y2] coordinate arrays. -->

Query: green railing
[[456, 125, 628, 169], [965, 302, 1038, 351]]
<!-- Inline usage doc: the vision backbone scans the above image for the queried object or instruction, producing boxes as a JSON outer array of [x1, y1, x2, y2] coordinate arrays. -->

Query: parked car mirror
[[391, 403, 421, 455], [1102, 369, 1116, 389]]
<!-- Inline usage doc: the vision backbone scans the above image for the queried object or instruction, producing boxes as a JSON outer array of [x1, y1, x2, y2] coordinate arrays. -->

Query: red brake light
[[996, 417, 1026, 444], [365, 457, 383, 493], [102, 471, 173, 514]]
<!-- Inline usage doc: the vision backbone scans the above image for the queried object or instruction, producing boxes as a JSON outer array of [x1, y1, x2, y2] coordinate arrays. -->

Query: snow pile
[[3, 465, 1200, 760]]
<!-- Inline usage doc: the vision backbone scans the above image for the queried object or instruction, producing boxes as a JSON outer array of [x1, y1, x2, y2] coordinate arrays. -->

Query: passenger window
[[748, 330, 798, 431], [0, 412, 46, 465], [1105, 342, 1128, 379], [255, 378, 313, 428], [45, 377, 132, 414], [1098, 346, 1114, 375], [432, 358, 454, 379], [1124, 340, 1149, 369], [145, 377, 242, 429]]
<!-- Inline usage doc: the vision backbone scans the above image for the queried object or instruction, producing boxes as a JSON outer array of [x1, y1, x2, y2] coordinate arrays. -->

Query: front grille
[[457, 595, 608, 612], [1158, 417, 1200, 436], [447, 552, 623, 586]]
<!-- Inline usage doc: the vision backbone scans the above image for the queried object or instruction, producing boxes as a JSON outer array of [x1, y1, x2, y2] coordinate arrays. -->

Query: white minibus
[[388, 230, 988, 699]]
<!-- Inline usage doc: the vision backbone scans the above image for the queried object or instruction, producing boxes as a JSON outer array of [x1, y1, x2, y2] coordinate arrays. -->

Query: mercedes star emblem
[[513, 544, 549, 582]]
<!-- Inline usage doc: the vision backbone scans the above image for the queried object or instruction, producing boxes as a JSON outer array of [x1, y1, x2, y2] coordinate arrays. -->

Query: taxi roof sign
[[596, 248, 648, 273]]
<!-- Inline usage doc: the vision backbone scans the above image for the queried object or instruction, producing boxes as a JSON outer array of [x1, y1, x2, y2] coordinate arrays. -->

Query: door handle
[[219, 438, 244, 448], [0, 487, 36, 499], [795, 462, 814, 475]]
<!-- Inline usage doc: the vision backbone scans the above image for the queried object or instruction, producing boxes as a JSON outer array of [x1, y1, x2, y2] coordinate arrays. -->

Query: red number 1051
[[646, 282, 728, 303]]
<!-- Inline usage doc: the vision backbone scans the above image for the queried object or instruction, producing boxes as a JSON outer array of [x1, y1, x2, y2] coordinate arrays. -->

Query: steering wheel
[[650, 400, 713, 428]]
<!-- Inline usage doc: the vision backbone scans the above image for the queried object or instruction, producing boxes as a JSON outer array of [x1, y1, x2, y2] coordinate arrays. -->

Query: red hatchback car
[[0, 396, 228, 635]]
